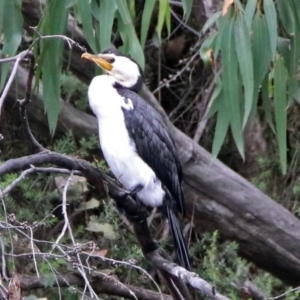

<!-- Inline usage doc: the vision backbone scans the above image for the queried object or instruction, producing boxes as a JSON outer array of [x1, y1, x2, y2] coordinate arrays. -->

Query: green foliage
[[203, 0, 300, 173]]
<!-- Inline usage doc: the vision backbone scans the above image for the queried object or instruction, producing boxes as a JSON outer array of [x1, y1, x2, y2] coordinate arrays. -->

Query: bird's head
[[81, 47, 143, 93]]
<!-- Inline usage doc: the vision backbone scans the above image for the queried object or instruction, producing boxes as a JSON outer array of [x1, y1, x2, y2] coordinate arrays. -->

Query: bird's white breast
[[88, 75, 165, 207]]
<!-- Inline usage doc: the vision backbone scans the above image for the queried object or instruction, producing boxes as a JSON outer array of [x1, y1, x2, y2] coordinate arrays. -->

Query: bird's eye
[[107, 58, 115, 64]]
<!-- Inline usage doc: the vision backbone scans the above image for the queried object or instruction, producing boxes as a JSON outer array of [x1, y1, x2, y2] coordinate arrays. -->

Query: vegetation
[[1, 0, 300, 299]]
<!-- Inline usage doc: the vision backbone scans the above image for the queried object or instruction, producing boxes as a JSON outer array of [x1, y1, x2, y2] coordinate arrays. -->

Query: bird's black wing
[[117, 88, 185, 215]]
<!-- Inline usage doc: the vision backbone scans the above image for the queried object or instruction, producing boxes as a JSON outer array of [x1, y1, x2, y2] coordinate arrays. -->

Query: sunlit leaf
[[244, 0, 257, 29], [182, 0, 193, 21], [0, 0, 23, 92], [261, 74, 275, 133], [157, 0, 171, 39], [263, 0, 277, 60], [234, 13, 254, 128], [99, 0, 117, 50], [76, 0, 97, 53], [202, 11, 222, 33], [274, 56, 287, 174], [221, 17, 244, 158], [140, 0, 155, 47]]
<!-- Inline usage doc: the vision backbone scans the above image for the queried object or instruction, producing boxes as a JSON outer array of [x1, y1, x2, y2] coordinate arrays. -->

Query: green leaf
[[212, 100, 229, 159], [116, 11, 145, 69], [244, 0, 257, 29], [274, 56, 287, 174], [277, 0, 295, 35], [263, 0, 277, 60], [221, 17, 244, 158], [234, 13, 254, 128], [76, 0, 97, 53], [182, 0, 193, 21], [140, 0, 156, 47], [277, 37, 290, 67], [116, 0, 131, 24], [99, 0, 117, 50], [0, 0, 23, 91], [205, 76, 222, 120], [199, 32, 217, 67], [251, 11, 272, 115], [157, 0, 170, 40], [202, 11, 222, 33], [39, 0, 68, 134], [261, 74, 275, 133]]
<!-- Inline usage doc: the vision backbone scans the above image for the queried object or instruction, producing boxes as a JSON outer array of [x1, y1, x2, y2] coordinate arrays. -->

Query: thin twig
[[0, 50, 30, 116]]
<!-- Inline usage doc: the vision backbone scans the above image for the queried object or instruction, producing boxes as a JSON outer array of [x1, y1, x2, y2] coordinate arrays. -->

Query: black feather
[[117, 87, 191, 270]]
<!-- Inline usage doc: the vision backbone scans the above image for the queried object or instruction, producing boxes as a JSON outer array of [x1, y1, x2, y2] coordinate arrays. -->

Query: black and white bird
[[82, 48, 191, 271]]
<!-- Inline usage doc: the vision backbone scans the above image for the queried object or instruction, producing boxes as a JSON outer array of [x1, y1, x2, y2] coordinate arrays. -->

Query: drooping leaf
[[274, 56, 287, 174], [205, 76, 222, 120], [39, 0, 68, 134], [263, 0, 278, 60], [116, 0, 131, 24], [277, 37, 290, 67], [182, 0, 193, 21], [0, 0, 23, 92], [199, 32, 217, 67], [251, 11, 272, 115], [277, 0, 295, 35], [212, 97, 229, 159], [261, 74, 275, 133], [234, 12, 254, 128], [116, 11, 145, 69], [244, 0, 257, 29], [221, 17, 244, 158], [76, 0, 97, 53], [99, 0, 117, 50], [202, 11, 222, 33], [140, 0, 155, 47], [157, 0, 171, 39]]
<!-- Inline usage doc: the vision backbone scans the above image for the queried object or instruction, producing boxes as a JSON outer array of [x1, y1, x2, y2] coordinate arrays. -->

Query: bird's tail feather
[[166, 205, 191, 271]]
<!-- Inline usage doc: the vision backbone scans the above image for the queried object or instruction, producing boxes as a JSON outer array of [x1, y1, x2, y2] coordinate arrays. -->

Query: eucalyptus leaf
[[0, 0, 23, 92], [182, 0, 193, 21], [99, 0, 117, 50], [221, 17, 244, 158], [274, 56, 287, 174], [244, 0, 257, 29], [263, 0, 278, 60], [234, 13, 254, 128], [140, 0, 155, 47]]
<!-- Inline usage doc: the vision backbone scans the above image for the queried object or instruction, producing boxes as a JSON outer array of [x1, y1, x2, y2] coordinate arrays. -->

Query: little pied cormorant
[[82, 48, 191, 271]]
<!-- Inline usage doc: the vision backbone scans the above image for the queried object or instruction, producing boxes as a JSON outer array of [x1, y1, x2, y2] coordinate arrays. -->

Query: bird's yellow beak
[[81, 52, 113, 71]]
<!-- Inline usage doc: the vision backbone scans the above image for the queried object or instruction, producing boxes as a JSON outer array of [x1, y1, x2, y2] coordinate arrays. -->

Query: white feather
[[88, 75, 165, 207]]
